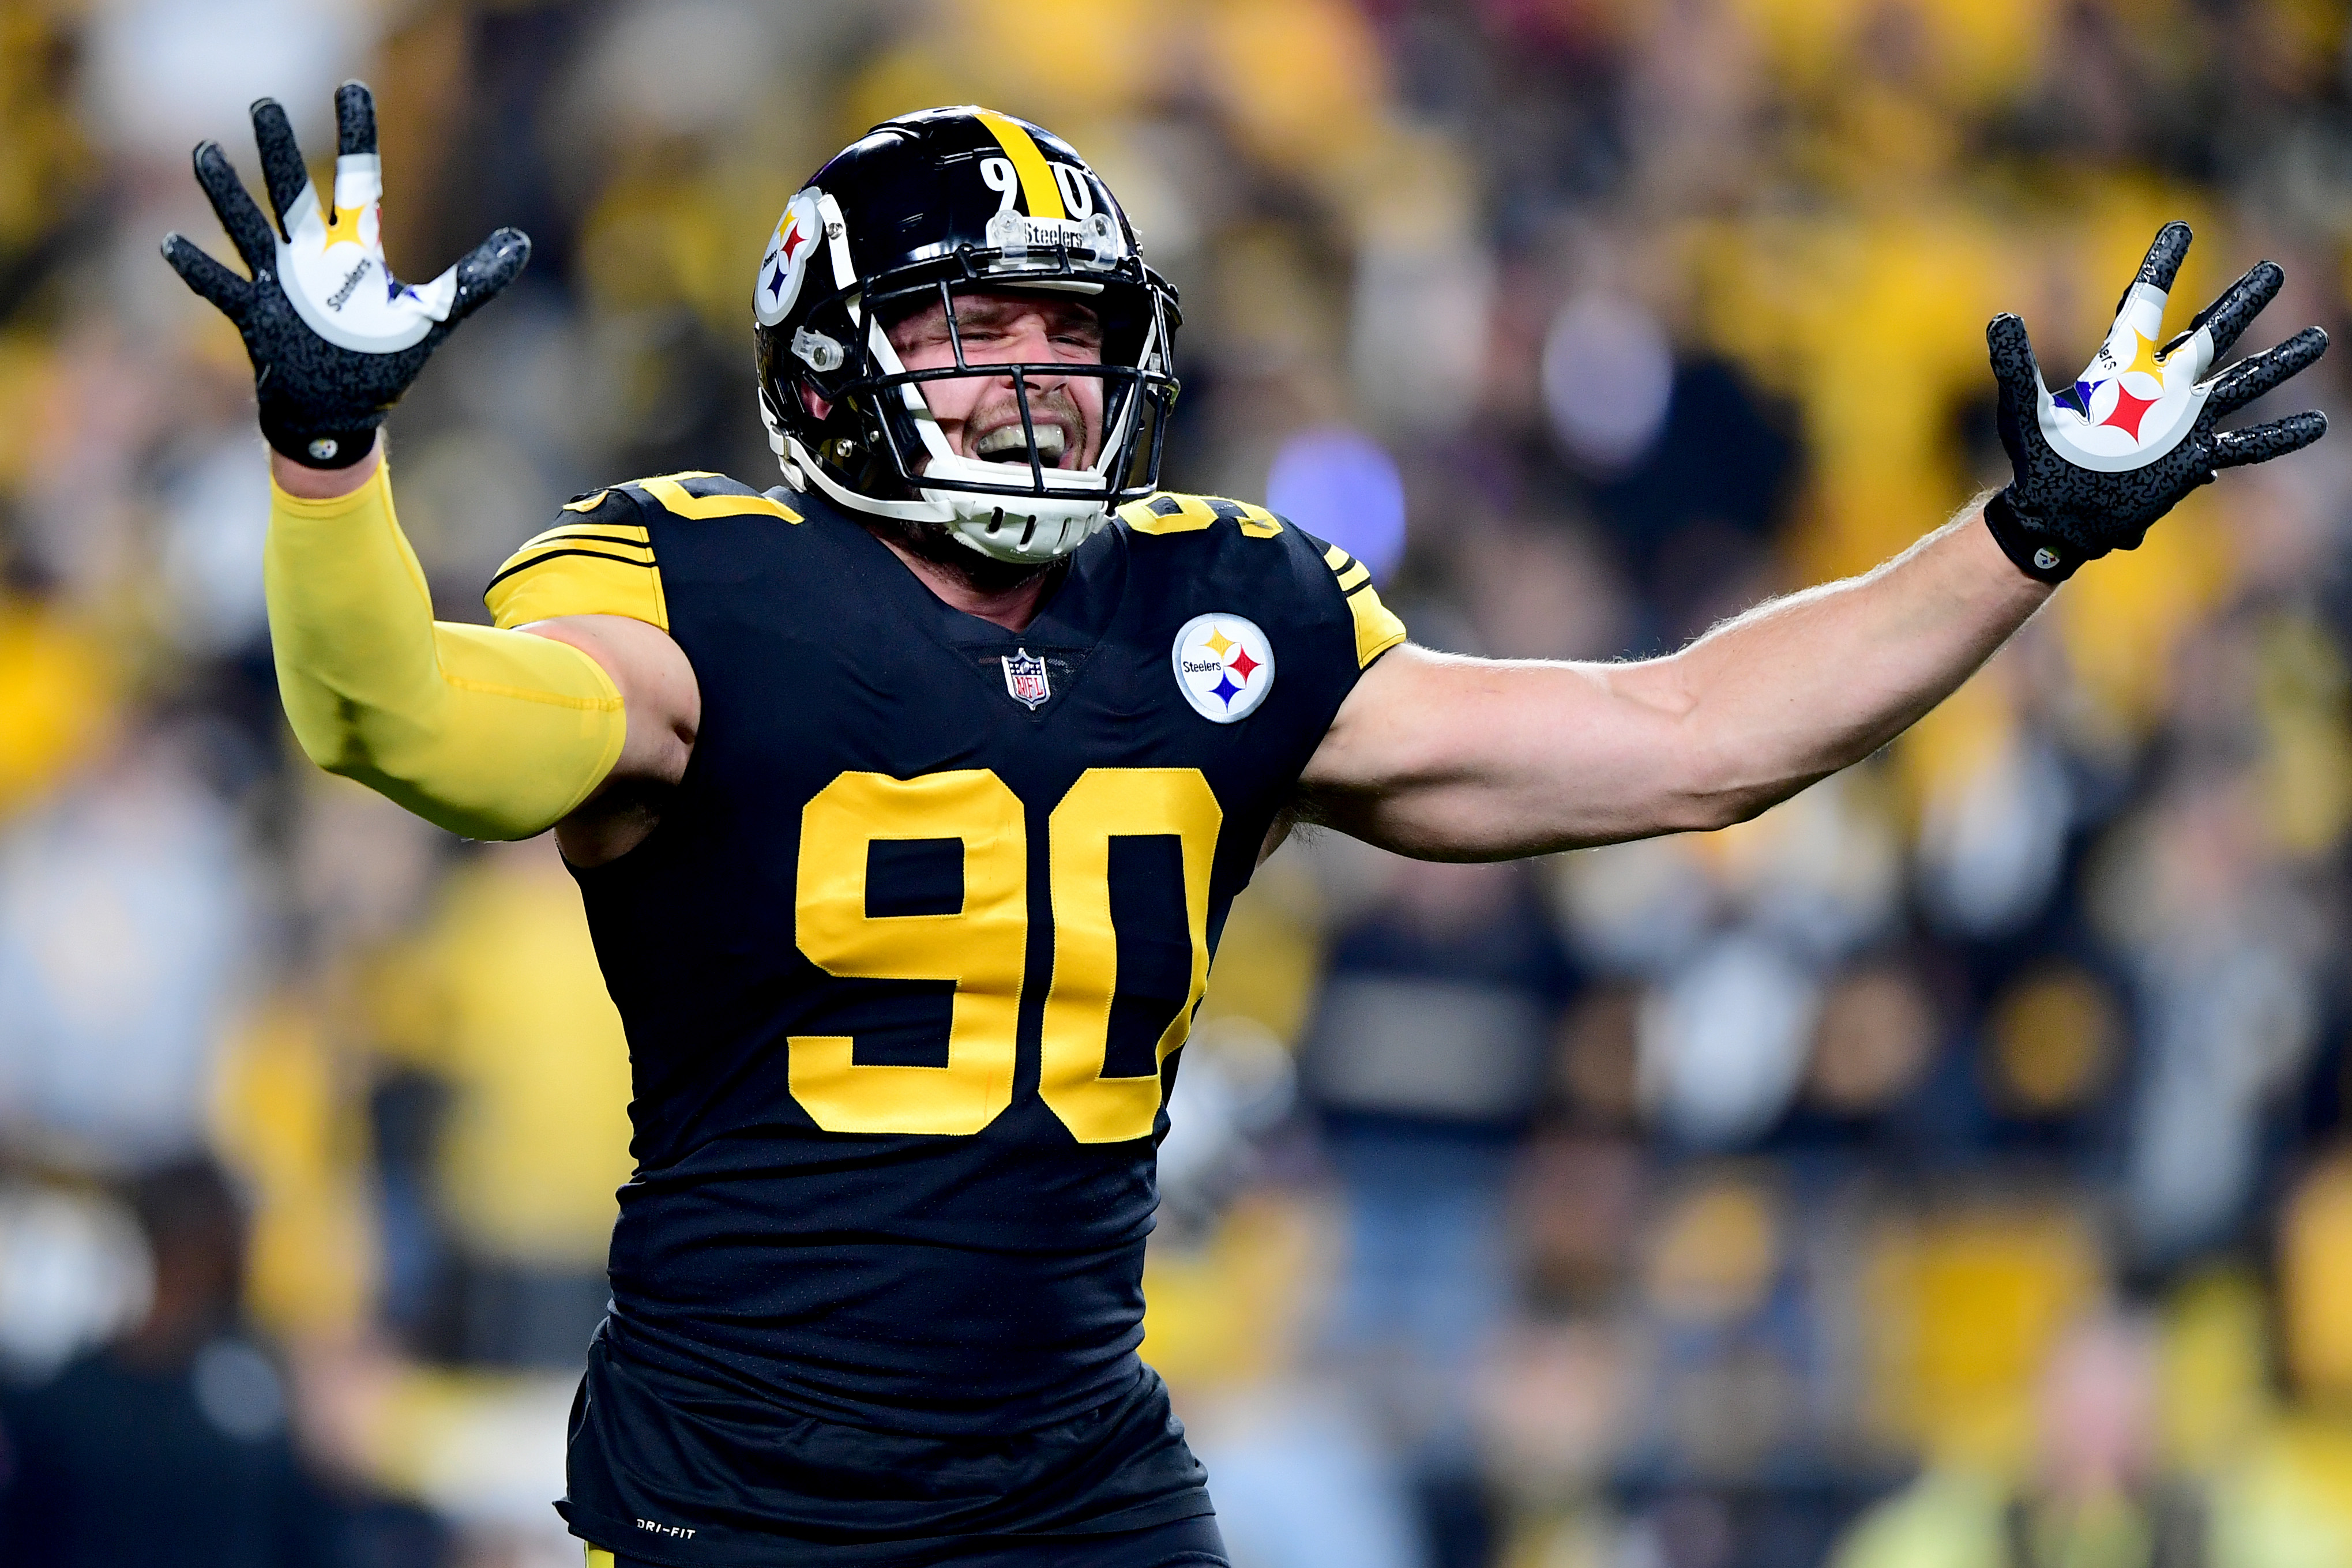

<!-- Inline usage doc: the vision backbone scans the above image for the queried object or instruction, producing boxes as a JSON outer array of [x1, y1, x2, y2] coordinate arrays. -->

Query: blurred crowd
[[6, 1, 2352, 1565]]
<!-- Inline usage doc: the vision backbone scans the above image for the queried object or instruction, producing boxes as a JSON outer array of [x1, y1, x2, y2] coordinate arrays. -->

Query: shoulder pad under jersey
[[1115, 491, 1407, 669], [482, 472, 802, 630]]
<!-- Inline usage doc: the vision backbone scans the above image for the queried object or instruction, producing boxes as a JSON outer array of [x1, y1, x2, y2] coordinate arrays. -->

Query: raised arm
[[169, 83, 694, 845], [1302, 222, 2328, 861]]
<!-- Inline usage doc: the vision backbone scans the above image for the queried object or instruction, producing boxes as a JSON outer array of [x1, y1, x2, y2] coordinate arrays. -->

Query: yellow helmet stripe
[[973, 109, 1066, 221]]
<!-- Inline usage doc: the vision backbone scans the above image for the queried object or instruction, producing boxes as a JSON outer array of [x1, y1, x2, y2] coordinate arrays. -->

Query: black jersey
[[483, 474, 1404, 1563]]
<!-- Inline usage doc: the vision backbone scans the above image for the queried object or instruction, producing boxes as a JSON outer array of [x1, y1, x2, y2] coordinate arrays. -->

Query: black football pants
[[596, 1512, 1230, 1567]]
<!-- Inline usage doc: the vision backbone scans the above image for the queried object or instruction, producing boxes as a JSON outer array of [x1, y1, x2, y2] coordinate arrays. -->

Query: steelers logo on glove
[[1984, 221, 2328, 583], [163, 81, 529, 468]]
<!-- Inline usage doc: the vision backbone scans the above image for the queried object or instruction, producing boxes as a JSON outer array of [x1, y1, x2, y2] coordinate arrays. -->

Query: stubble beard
[[862, 513, 1066, 596]]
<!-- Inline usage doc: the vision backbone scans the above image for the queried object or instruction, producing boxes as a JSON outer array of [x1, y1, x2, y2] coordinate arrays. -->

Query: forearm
[[266, 452, 626, 839], [1626, 499, 2048, 822]]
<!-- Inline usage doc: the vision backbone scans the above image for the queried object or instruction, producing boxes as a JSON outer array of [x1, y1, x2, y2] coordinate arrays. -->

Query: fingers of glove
[[2206, 326, 2330, 417], [1986, 313, 2047, 405], [161, 234, 253, 319], [191, 140, 280, 274], [249, 99, 312, 239], [446, 227, 533, 323], [2122, 221, 2193, 311], [2211, 409, 2328, 471], [336, 80, 377, 157], [2172, 260, 2285, 362]]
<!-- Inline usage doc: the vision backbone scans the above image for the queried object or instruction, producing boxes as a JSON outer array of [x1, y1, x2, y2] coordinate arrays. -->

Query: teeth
[[975, 423, 1065, 461]]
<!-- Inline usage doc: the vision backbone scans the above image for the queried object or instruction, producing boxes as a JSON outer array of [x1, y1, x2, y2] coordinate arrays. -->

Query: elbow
[[1661, 734, 1812, 834], [283, 691, 374, 779], [1655, 786, 1757, 836], [1693, 789, 1778, 833]]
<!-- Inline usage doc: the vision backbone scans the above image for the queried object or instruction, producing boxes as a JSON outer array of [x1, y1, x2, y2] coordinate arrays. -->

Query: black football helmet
[[753, 106, 1182, 562]]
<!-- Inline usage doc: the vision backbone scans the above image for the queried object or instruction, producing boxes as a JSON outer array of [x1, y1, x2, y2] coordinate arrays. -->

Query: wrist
[[260, 407, 383, 470], [1982, 488, 2081, 585], [270, 433, 383, 500]]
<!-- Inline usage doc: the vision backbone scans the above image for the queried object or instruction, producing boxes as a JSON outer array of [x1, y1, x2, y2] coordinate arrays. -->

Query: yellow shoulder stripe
[[1346, 584, 1408, 668], [974, 109, 1065, 221], [637, 473, 802, 523], [513, 519, 656, 557], [1320, 544, 1407, 668], [485, 521, 667, 633], [1116, 492, 1283, 538]]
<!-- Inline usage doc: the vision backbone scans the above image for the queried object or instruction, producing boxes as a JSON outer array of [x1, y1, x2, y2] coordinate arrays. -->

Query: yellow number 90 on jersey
[[791, 767, 1220, 1143]]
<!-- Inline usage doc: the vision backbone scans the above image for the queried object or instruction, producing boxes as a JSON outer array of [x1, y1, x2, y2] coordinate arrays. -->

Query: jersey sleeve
[[484, 487, 668, 631]]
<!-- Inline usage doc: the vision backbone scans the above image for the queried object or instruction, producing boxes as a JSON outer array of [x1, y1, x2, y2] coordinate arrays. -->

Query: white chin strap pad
[[779, 433, 1112, 563], [936, 495, 1110, 563], [2038, 280, 2214, 473]]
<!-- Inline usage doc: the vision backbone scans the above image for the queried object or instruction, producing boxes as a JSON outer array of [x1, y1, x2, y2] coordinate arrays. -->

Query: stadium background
[[5, 1, 2352, 1565]]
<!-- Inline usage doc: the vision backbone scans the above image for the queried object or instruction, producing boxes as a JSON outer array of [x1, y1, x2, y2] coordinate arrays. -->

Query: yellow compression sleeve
[[265, 459, 627, 840]]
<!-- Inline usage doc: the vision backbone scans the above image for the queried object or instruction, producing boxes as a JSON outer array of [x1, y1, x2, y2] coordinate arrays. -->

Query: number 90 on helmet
[[753, 106, 1183, 564]]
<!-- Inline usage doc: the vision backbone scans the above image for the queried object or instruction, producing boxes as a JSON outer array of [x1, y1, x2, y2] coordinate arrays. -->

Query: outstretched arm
[[1302, 222, 2328, 861], [1299, 502, 2037, 857]]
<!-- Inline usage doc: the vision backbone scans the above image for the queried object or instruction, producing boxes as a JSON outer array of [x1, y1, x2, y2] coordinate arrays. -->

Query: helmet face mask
[[754, 108, 1182, 564]]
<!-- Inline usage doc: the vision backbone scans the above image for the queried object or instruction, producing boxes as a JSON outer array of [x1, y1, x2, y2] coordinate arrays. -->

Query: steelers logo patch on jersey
[[1171, 614, 1275, 723], [755, 188, 825, 328]]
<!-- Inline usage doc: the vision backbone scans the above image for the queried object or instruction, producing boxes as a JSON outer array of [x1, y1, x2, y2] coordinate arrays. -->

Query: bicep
[[520, 614, 700, 789], [1295, 642, 1720, 859]]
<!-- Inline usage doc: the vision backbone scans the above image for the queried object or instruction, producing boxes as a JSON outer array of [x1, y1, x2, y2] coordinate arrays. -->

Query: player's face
[[884, 291, 1107, 473]]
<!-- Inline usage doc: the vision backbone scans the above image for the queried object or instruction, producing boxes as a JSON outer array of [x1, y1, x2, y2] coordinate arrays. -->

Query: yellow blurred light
[[1862, 1202, 2101, 1466], [1644, 1170, 1780, 1325], [2159, 1267, 2273, 1474], [2283, 1153, 2352, 1408], [1140, 1190, 1332, 1394], [940, 0, 1163, 122], [0, 596, 118, 822], [1985, 965, 2121, 1117], [1193, 848, 1323, 1047], [388, 844, 637, 1267], [1201, 0, 1387, 179], [211, 996, 378, 1338], [2255, 613, 2352, 859], [2056, 491, 2233, 735]]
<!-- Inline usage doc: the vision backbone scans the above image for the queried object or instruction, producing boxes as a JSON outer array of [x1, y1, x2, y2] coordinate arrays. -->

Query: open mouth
[[974, 421, 1069, 467]]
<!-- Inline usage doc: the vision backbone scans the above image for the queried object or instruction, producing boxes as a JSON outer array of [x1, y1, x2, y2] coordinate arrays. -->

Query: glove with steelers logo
[[163, 81, 529, 468], [1983, 221, 2328, 584]]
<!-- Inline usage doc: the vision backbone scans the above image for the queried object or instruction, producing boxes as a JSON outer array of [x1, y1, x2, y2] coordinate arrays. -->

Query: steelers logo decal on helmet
[[754, 189, 824, 329], [1172, 614, 1275, 723]]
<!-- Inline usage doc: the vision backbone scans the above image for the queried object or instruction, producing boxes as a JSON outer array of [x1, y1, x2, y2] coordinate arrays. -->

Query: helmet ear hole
[[792, 328, 846, 373]]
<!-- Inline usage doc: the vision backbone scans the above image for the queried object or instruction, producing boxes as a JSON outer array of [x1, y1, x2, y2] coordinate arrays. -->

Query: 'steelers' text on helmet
[[753, 107, 1182, 564]]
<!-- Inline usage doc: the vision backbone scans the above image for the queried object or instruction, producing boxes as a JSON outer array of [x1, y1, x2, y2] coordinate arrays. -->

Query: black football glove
[[161, 81, 529, 468], [1983, 221, 2328, 583]]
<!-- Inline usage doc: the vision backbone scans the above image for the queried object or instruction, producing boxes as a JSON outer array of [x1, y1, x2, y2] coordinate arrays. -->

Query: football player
[[166, 85, 2326, 1568]]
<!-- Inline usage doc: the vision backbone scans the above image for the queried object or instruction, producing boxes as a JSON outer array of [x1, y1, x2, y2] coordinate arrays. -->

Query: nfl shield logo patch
[[1001, 647, 1052, 709]]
